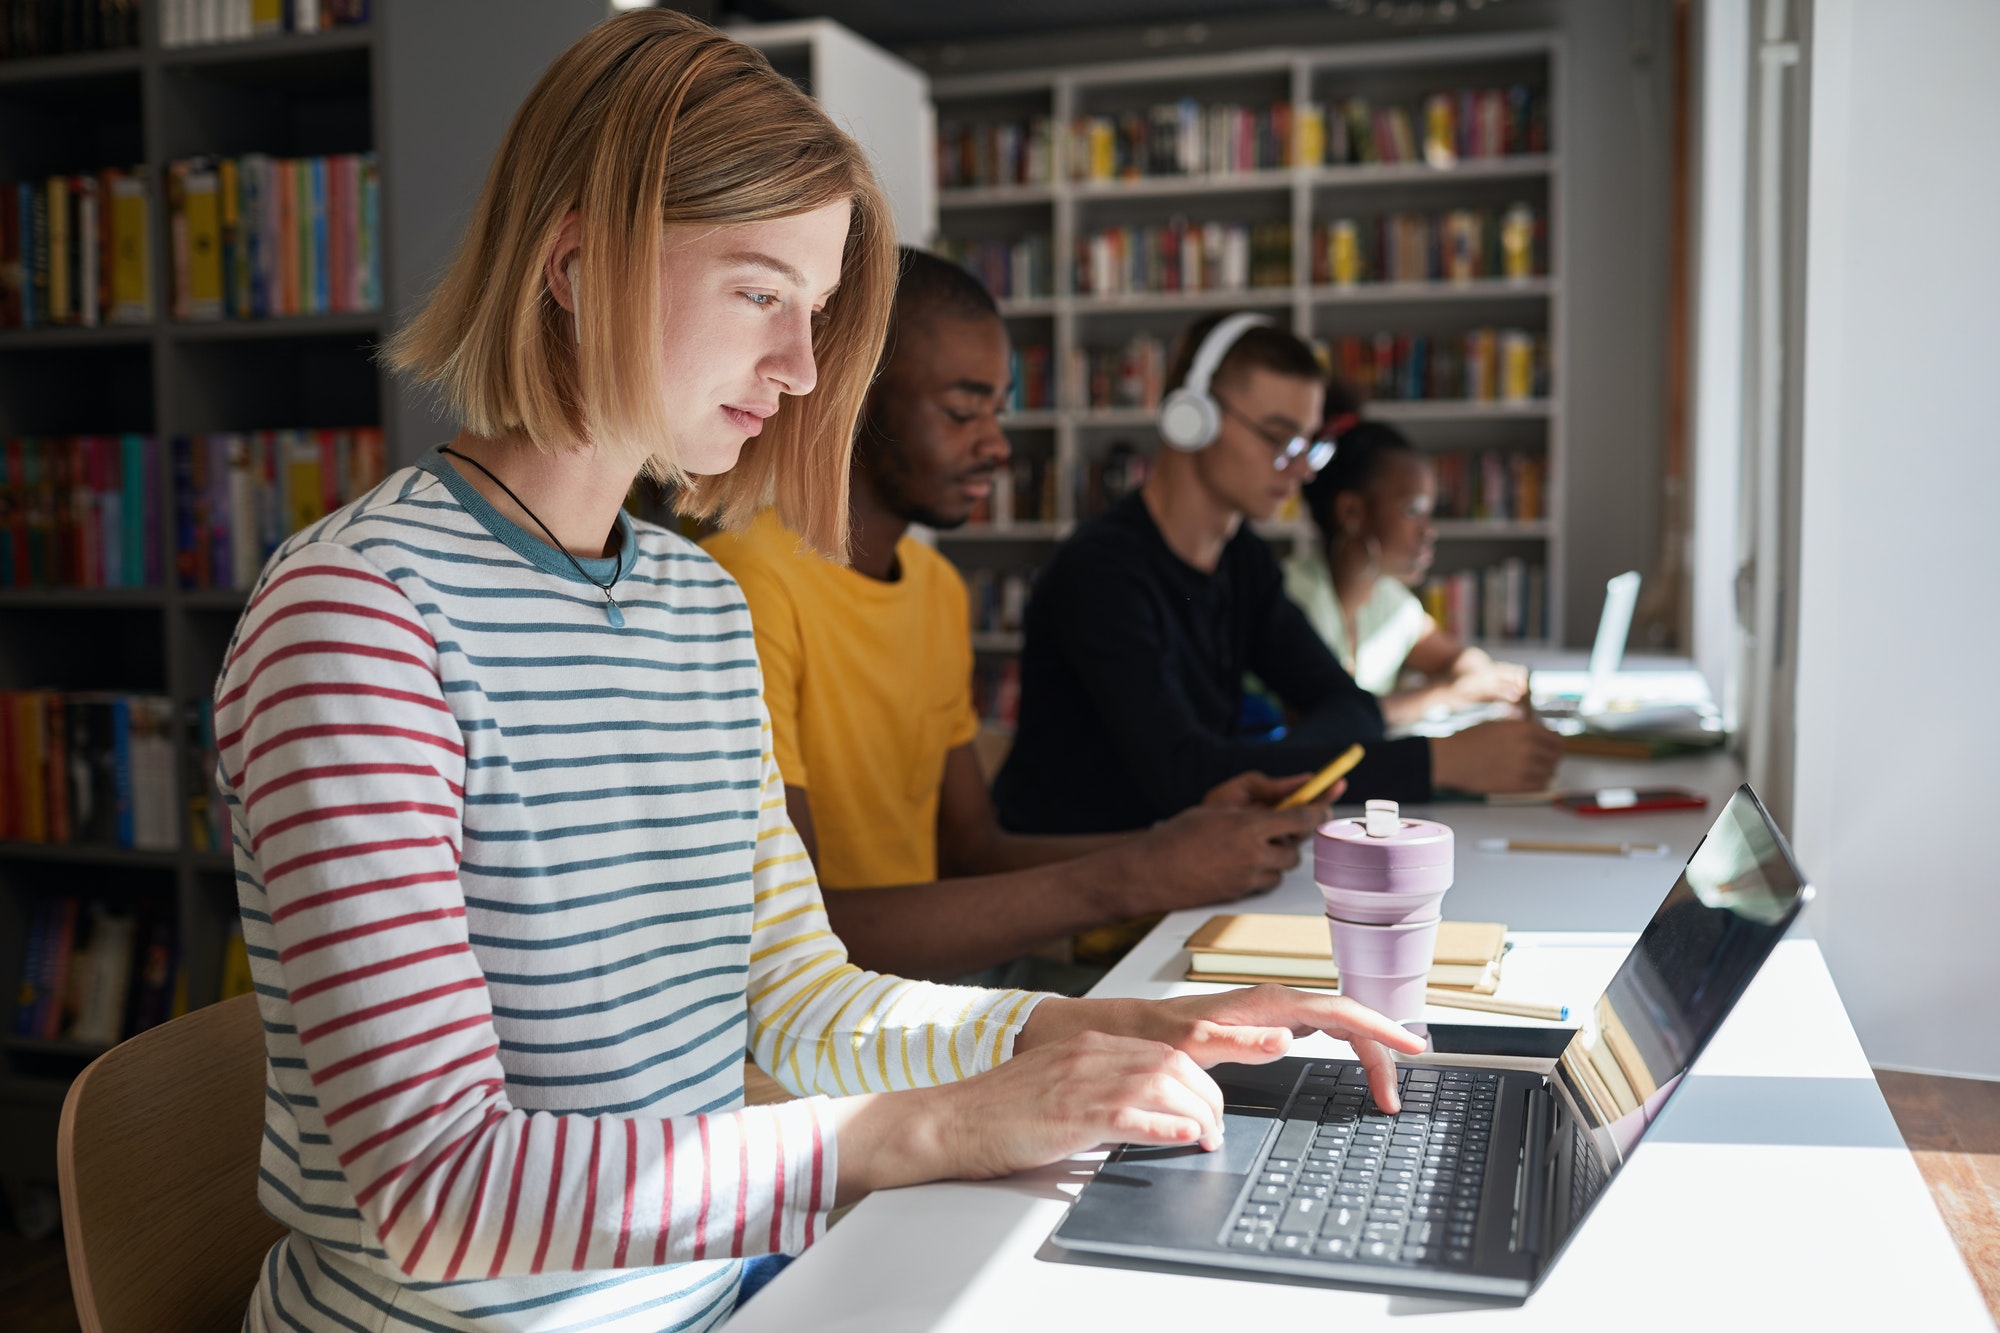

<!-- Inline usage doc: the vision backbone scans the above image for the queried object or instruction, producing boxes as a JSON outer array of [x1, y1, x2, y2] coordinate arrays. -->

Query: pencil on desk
[[1426, 990, 1571, 1022], [1478, 837, 1669, 858]]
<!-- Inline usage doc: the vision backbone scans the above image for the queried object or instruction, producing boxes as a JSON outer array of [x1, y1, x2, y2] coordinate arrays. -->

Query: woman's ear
[[544, 209, 584, 325]]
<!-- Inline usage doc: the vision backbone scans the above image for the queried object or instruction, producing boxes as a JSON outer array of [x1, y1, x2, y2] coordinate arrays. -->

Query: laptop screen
[[1546, 785, 1812, 1245]]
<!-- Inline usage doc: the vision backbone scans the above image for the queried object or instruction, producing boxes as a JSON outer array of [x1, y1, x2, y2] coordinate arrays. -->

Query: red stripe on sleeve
[[229, 596, 435, 673], [488, 1116, 533, 1280], [312, 1014, 491, 1083], [529, 1118, 569, 1274], [246, 561, 402, 617], [274, 869, 463, 927], [280, 905, 468, 965], [298, 975, 487, 1044], [221, 679, 453, 752], [443, 1117, 502, 1282], [252, 799, 459, 853], [572, 1121, 602, 1271], [289, 940, 474, 1005], [805, 1113, 824, 1246], [344, 1081, 504, 1172], [395, 1107, 498, 1271], [242, 722, 464, 778], [692, 1116, 714, 1261], [613, 1120, 638, 1268], [653, 1120, 675, 1267], [322, 1042, 497, 1128], [730, 1125, 750, 1256], [244, 762, 460, 816], [217, 639, 431, 713], [769, 1114, 786, 1255]]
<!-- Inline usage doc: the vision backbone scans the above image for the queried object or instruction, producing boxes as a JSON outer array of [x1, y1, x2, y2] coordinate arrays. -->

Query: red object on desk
[[1555, 786, 1709, 816]]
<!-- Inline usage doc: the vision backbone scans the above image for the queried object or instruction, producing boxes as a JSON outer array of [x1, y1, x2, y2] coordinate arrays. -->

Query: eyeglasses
[[1215, 395, 1337, 473]]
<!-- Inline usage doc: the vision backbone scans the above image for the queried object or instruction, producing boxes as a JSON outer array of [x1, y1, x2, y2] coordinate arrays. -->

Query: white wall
[[1688, 0, 1747, 728], [1792, 0, 2000, 1077]]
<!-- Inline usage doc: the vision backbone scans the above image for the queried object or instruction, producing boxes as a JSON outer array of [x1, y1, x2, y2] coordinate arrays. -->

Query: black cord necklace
[[438, 444, 627, 627]]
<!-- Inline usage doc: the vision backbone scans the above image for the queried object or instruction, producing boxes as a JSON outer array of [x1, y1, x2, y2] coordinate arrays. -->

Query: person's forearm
[[1380, 681, 1460, 726], [972, 828, 1132, 874], [821, 845, 1151, 979], [826, 1087, 957, 1205]]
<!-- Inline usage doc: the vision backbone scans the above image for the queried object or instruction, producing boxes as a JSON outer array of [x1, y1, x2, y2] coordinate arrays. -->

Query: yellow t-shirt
[[705, 510, 979, 890]]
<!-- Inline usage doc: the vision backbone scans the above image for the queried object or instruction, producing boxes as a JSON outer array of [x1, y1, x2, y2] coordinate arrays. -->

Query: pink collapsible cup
[[1320, 882, 1448, 925], [1314, 801, 1455, 1021]]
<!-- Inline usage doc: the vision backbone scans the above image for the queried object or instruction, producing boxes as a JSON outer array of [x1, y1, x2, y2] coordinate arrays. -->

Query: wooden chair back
[[57, 992, 285, 1333]]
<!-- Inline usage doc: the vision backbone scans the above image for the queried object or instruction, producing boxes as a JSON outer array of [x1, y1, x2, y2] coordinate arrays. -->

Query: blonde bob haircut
[[383, 9, 895, 559]]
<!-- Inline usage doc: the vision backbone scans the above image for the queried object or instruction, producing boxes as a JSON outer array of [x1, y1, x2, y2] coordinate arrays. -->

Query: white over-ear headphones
[[1158, 312, 1274, 452]]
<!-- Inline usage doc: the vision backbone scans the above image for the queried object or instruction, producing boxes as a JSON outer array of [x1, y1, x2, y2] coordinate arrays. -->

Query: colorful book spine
[[168, 152, 377, 321], [170, 426, 386, 589], [0, 436, 161, 589]]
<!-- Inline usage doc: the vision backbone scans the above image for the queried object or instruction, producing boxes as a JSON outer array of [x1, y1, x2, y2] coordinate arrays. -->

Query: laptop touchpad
[[1114, 1112, 1272, 1174]]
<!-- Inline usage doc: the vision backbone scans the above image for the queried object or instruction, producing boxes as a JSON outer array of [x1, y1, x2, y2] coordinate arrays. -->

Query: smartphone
[[1555, 786, 1708, 816], [1276, 743, 1365, 810]]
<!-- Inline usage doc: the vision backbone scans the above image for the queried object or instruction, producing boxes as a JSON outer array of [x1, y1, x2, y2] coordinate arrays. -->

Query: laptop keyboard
[[1221, 1063, 1500, 1268]]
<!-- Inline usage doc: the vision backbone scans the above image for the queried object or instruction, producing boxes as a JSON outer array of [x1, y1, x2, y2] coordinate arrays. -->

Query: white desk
[[730, 746, 1994, 1330]]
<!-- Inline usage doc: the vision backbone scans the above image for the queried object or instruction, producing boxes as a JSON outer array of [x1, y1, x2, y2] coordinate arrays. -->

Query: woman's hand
[[1445, 653, 1530, 706], [831, 987, 1426, 1203], [1019, 986, 1426, 1114], [827, 1030, 1229, 1200]]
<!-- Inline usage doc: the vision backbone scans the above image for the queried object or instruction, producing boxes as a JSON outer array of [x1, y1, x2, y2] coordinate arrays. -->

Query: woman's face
[[655, 199, 852, 476], [1366, 452, 1438, 583]]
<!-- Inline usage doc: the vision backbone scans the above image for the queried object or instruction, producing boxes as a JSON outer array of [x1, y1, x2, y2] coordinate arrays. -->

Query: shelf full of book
[[0, 0, 395, 1194], [929, 30, 1567, 702]]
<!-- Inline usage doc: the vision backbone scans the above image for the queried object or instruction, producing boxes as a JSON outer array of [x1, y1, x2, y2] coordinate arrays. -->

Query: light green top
[[1283, 545, 1432, 696]]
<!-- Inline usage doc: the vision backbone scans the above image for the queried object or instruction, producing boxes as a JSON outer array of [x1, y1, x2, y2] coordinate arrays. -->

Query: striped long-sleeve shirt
[[219, 450, 1044, 1333]]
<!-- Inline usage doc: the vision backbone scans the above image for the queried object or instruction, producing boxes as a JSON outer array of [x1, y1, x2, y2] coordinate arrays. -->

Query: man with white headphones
[[993, 311, 1563, 839]]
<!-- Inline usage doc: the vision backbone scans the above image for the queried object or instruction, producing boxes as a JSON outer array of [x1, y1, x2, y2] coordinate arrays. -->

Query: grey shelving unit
[[0, 0, 605, 1199], [931, 31, 1566, 658]]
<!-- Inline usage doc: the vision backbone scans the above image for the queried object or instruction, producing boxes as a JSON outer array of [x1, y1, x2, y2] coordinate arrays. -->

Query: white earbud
[[566, 258, 581, 344]]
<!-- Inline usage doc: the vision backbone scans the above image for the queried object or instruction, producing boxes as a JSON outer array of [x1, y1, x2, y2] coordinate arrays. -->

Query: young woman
[[215, 14, 1419, 1333], [1289, 401, 1530, 726]]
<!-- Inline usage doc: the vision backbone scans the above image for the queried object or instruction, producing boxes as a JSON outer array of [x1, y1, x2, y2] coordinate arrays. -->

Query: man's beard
[[857, 431, 993, 531]]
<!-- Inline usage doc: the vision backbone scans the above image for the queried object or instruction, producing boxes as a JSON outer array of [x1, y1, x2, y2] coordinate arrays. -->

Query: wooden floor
[[2, 1069, 1995, 1329], [1876, 1069, 2000, 1323]]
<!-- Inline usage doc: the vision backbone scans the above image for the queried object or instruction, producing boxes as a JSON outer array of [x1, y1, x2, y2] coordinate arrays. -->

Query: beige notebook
[[1184, 913, 1506, 994]]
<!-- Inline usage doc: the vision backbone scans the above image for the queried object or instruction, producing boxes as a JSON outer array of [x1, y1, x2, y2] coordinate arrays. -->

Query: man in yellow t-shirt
[[707, 249, 1333, 986]]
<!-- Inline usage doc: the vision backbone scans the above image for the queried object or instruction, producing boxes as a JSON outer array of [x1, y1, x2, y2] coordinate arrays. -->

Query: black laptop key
[[1249, 1184, 1286, 1204], [1271, 1233, 1310, 1255], [1337, 1066, 1370, 1085], [1280, 1198, 1326, 1233], [1273, 1121, 1316, 1160], [1228, 1230, 1272, 1252]]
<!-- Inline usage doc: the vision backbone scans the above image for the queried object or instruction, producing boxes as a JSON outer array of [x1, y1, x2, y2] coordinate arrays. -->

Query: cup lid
[[1315, 814, 1455, 872]]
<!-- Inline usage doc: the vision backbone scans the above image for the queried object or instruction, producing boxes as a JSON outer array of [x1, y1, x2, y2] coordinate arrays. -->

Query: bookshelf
[[930, 31, 1567, 691], [0, 0, 605, 1200]]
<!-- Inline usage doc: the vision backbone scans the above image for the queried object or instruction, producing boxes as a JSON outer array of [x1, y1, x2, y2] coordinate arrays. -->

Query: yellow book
[[16, 693, 47, 842], [1296, 103, 1325, 168], [111, 171, 152, 323], [251, 0, 283, 35], [182, 164, 222, 319], [46, 178, 69, 324], [283, 430, 325, 533], [218, 156, 242, 318], [1185, 913, 1505, 993], [1090, 119, 1115, 180]]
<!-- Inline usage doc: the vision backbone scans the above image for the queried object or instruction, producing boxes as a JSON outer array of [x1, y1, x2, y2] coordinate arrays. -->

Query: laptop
[[1048, 783, 1813, 1300], [1529, 569, 1641, 718]]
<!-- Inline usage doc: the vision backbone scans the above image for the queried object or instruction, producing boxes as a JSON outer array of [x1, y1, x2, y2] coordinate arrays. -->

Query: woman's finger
[[1349, 1034, 1404, 1114]]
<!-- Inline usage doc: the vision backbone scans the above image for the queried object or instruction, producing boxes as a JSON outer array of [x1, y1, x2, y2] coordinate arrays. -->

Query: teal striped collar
[[418, 444, 638, 589]]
